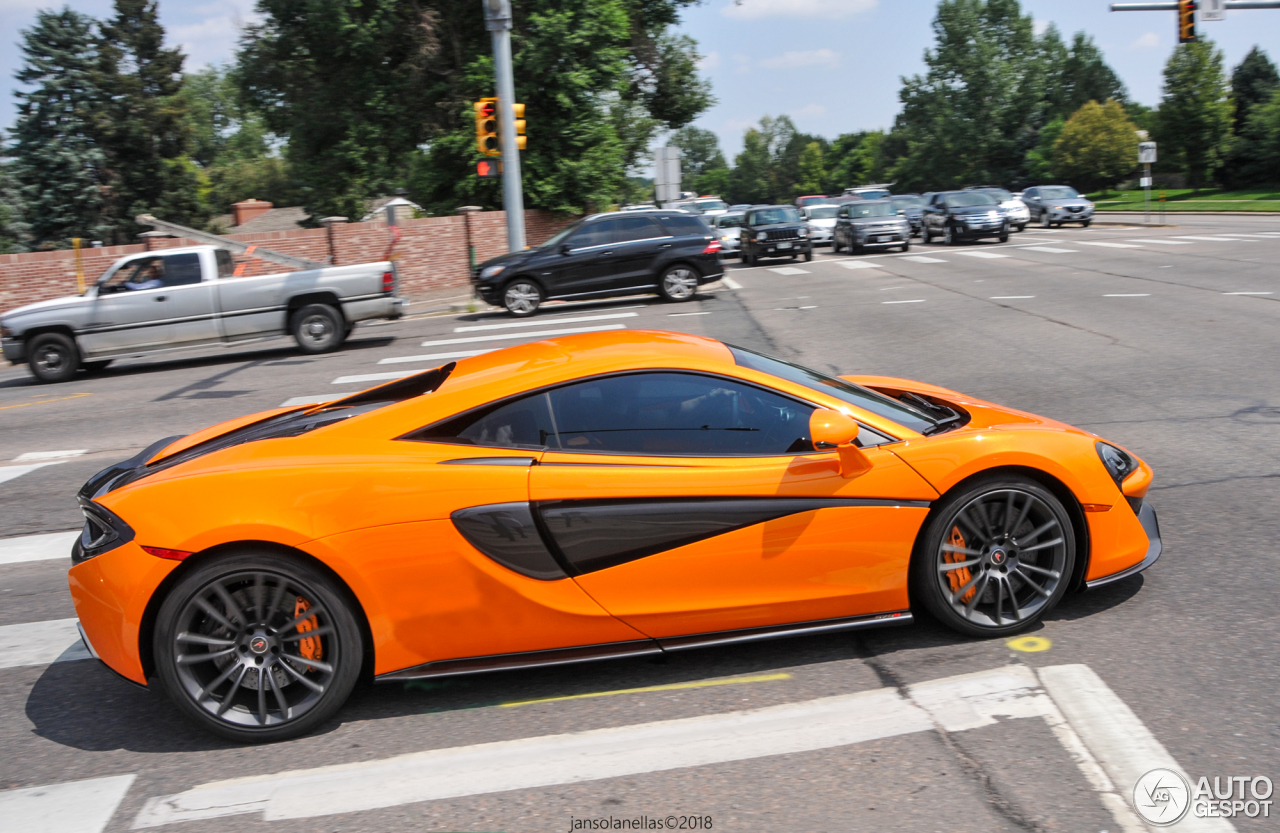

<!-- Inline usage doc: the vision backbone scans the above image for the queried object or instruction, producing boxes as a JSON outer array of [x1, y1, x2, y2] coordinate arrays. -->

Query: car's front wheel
[[291, 304, 346, 354], [658, 265, 699, 302], [1040, 211, 1051, 229], [922, 224, 933, 244], [154, 551, 364, 743], [943, 224, 957, 246], [1082, 219, 1092, 228], [28, 332, 80, 383], [912, 475, 1075, 638], [502, 279, 543, 316]]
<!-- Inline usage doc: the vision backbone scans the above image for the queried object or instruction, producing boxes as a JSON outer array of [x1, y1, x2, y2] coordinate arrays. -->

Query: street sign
[[1140, 176, 1153, 187], [1202, 0, 1225, 21], [654, 146, 682, 204], [1139, 142, 1158, 164]]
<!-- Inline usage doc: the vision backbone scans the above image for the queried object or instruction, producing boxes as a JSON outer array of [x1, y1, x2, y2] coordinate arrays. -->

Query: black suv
[[474, 210, 724, 316], [739, 205, 813, 266], [921, 191, 1009, 245]]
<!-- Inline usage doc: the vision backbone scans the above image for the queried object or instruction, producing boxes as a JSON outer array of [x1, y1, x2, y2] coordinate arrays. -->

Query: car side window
[[838, 206, 849, 219], [215, 249, 235, 278], [547, 372, 814, 456], [656, 214, 710, 237], [160, 253, 203, 287], [1023, 188, 1037, 199], [614, 216, 665, 243], [418, 392, 560, 450], [567, 219, 616, 250]]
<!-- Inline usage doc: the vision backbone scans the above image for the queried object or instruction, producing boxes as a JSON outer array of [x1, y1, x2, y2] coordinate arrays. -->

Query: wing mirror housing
[[559, 243, 571, 255], [809, 409, 873, 478]]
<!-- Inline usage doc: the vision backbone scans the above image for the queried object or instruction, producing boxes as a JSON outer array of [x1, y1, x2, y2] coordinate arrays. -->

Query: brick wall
[[0, 209, 573, 314]]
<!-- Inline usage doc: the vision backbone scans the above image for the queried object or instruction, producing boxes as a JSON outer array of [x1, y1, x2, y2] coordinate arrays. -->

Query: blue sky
[[2, 0, 1278, 159]]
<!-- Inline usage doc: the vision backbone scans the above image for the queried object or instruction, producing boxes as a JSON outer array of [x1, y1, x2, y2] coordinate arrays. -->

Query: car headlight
[[757, 231, 767, 241], [479, 265, 506, 280], [798, 228, 808, 237], [0, 323, 11, 338], [1085, 202, 1094, 209], [1096, 442, 1137, 488]]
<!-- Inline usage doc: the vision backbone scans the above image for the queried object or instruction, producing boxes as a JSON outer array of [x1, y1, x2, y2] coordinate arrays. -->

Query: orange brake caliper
[[945, 527, 977, 604], [293, 597, 323, 665]]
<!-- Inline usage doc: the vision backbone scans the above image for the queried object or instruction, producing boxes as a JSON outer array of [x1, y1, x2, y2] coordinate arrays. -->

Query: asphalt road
[[1, 214, 1277, 832]]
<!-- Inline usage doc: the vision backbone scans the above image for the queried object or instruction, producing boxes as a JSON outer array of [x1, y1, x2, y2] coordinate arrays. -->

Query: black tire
[[943, 224, 958, 246], [290, 304, 345, 354], [154, 551, 364, 743], [27, 332, 80, 383], [803, 249, 813, 262], [502, 278, 543, 317], [911, 475, 1075, 638], [1082, 219, 1092, 228], [998, 225, 1009, 243], [901, 240, 911, 253], [1040, 211, 1051, 229], [1016, 224, 1026, 233], [657, 264, 698, 302], [922, 225, 933, 245], [744, 249, 756, 267], [82, 359, 113, 374], [832, 235, 842, 254]]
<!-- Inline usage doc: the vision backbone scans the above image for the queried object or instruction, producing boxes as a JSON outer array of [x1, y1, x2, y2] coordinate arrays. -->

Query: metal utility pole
[[483, 0, 525, 251]]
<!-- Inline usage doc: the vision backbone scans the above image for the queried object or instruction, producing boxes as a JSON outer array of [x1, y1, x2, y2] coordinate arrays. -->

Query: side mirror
[[559, 243, 571, 255], [809, 409, 873, 478]]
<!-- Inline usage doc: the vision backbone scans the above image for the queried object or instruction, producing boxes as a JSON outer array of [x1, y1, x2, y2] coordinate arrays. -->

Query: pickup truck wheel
[[28, 333, 80, 383], [291, 304, 345, 354]]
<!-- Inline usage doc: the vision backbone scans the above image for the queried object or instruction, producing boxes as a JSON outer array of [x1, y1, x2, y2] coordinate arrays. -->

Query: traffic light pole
[[483, 0, 525, 251]]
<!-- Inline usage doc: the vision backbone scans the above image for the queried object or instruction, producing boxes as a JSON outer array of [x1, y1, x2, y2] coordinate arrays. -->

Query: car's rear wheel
[[502, 279, 543, 317], [832, 234, 843, 254], [998, 225, 1009, 243], [901, 240, 911, 252], [27, 332, 80, 383], [658, 265, 698, 302], [291, 304, 345, 354], [154, 552, 363, 743], [943, 224, 957, 246], [912, 476, 1075, 638]]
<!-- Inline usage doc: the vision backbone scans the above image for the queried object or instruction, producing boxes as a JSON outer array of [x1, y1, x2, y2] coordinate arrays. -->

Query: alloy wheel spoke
[[994, 577, 1005, 624], [194, 597, 238, 633], [176, 647, 236, 665], [1019, 562, 1061, 580], [972, 500, 996, 538], [252, 573, 266, 625], [1002, 578, 1022, 621], [196, 657, 243, 700], [282, 605, 326, 635], [965, 573, 990, 616], [1009, 493, 1034, 537], [281, 625, 334, 642], [1023, 518, 1059, 542], [266, 661, 291, 718], [950, 568, 984, 605], [212, 582, 248, 629], [279, 659, 325, 693], [1019, 537, 1063, 554], [1015, 568, 1052, 598], [939, 557, 982, 572], [176, 632, 235, 647], [941, 543, 982, 557], [216, 666, 249, 717], [955, 512, 986, 546], [257, 668, 269, 726], [266, 579, 290, 627], [286, 654, 334, 674], [1001, 491, 1016, 537]]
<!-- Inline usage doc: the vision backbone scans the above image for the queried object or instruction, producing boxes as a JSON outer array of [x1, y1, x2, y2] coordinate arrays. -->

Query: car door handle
[[658, 243, 672, 249], [154, 295, 167, 302]]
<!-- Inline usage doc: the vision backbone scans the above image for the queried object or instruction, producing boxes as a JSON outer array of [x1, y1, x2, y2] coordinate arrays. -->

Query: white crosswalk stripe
[[835, 260, 882, 269], [378, 349, 495, 366], [0, 531, 79, 566], [0, 618, 90, 669], [1019, 246, 1077, 253], [1215, 233, 1271, 238], [955, 250, 1009, 259], [1127, 239, 1191, 245], [1171, 236, 1244, 242], [453, 312, 637, 333], [900, 255, 946, 264], [278, 395, 331, 408], [419, 323, 627, 348], [1079, 241, 1142, 248], [332, 370, 416, 385], [768, 267, 810, 275], [0, 462, 65, 486], [13, 450, 87, 462], [0, 774, 136, 833]]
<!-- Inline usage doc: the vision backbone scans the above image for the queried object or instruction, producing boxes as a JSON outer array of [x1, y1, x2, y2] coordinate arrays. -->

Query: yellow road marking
[[500, 673, 793, 708], [1007, 636, 1052, 653], [0, 392, 93, 411]]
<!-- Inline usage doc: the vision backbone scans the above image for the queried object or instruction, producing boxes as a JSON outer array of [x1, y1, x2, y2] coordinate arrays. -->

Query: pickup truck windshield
[[748, 207, 801, 225]]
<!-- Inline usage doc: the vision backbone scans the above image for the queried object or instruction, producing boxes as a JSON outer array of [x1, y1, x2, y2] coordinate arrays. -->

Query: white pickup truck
[[1, 246, 404, 382]]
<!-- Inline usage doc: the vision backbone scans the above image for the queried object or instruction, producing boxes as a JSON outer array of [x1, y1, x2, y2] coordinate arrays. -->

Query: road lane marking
[[900, 255, 946, 263], [1171, 236, 1241, 242], [1126, 239, 1191, 245], [1020, 246, 1077, 253], [1039, 665, 1234, 833], [835, 260, 881, 269], [1223, 291, 1272, 295], [991, 296, 1035, 299], [1215, 233, 1271, 238], [420, 323, 626, 347], [0, 774, 136, 833], [768, 267, 810, 275], [1104, 294, 1151, 297], [0, 461, 65, 486], [133, 665, 1157, 831], [0, 618, 90, 669], [0, 392, 93, 412], [13, 450, 87, 462], [720, 276, 742, 289], [668, 312, 712, 316], [501, 673, 792, 708], [0, 530, 79, 566], [955, 250, 1009, 259], [331, 371, 417, 385], [378, 349, 495, 366], [278, 396, 331, 408], [453, 312, 638, 332], [1080, 241, 1142, 248], [882, 299, 925, 304]]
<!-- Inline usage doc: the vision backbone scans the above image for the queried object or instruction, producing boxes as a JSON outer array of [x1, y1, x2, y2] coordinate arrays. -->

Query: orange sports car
[[68, 331, 1159, 741]]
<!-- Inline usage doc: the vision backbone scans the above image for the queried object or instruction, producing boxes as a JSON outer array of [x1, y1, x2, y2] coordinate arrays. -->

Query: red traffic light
[[477, 159, 501, 178]]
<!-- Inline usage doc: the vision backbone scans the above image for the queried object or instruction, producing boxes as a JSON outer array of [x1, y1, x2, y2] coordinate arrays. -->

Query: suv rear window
[[657, 214, 711, 237]]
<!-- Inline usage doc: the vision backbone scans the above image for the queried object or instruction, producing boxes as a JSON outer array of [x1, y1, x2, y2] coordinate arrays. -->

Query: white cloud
[[789, 104, 827, 119], [722, 0, 877, 21], [1032, 18, 1050, 37], [697, 50, 721, 71], [169, 0, 259, 69], [1129, 32, 1161, 50], [759, 48, 841, 70]]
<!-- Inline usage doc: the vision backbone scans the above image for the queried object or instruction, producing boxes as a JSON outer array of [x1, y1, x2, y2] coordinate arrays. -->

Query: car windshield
[[696, 199, 727, 211], [943, 193, 997, 208], [729, 346, 938, 435], [851, 189, 890, 200], [806, 206, 838, 219], [846, 201, 896, 218], [1039, 186, 1080, 200], [748, 206, 801, 225], [796, 196, 827, 206], [717, 214, 744, 228], [978, 189, 1013, 202], [539, 219, 585, 249], [891, 196, 923, 208]]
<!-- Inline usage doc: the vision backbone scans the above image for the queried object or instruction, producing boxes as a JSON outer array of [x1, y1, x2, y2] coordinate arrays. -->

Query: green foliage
[[1155, 41, 1233, 189], [0, 158, 29, 254], [1230, 46, 1278, 131], [1041, 27, 1128, 121], [670, 126, 729, 196], [1224, 88, 1280, 185], [795, 141, 825, 195], [10, 8, 109, 248], [825, 131, 885, 193], [1023, 116, 1064, 183], [1051, 99, 1139, 192], [727, 115, 798, 203]]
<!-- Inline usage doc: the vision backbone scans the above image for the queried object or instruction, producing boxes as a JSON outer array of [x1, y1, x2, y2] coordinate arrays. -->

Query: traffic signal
[[513, 103, 527, 151], [1178, 0, 1197, 43], [477, 158, 501, 178], [475, 98, 500, 156]]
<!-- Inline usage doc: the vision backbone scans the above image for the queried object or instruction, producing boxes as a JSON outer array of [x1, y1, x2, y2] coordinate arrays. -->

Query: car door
[[154, 251, 220, 347], [1022, 187, 1040, 219], [544, 218, 619, 298], [78, 255, 176, 356], [527, 371, 936, 640], [834, 204, 850, 246], [606, 216, 671, 290]]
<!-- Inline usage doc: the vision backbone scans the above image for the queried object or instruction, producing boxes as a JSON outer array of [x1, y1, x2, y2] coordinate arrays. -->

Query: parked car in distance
[[619, 203, 658, 211], [715, 212, 745, 257], [728, 204, 752, 212], [1021, 186, 1094, 228], [832, 200, 910, 254], [965, 186, 1030, 232], [0, 246, 404, 383], [922, 191, 1009, 245], [473, 210, 723, 316], [795, 195, 831, 208], [740, 205, 813, 266], [889, 194, 926, 237], [840, 186, 892, 201], [800, 204, 839, 246]]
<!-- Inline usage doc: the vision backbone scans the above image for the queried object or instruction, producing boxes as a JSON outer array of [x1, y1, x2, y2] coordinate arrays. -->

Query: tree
[[670, 126, 729, 196], [795, 141, 825, 196], [1043, 28, 1128, 121], [94, 0, 194, 237], [0, 157, 28, 253], [1156, 40, 1233, 189], [826, 131, 886, 193], [1052, 99, 1139, 193], [727, 115, 796, 203], [9, 9, 108, 248], [1023, 116, 1064, 182], [1230, 46, 1279, 131], [1225, 88, 1280, 185]]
